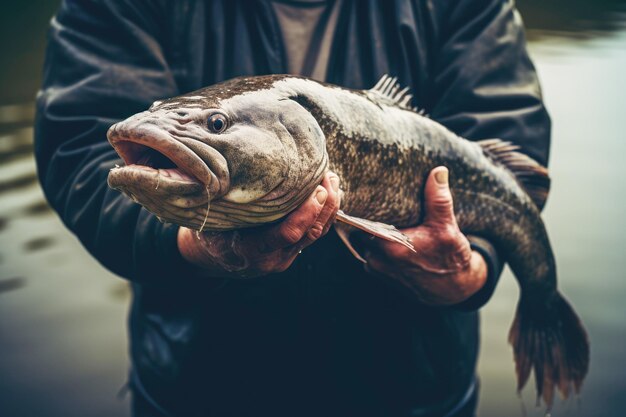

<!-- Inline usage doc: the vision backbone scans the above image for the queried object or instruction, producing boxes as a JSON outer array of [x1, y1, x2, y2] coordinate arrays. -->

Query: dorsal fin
[[478, 139, 551, 210], [369, 74, 425, 114]]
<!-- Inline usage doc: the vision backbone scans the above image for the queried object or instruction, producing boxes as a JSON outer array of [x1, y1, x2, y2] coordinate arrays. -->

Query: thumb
[[423, 166, 457, 225]]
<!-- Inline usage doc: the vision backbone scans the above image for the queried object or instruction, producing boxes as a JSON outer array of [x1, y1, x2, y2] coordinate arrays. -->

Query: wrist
[[464, 249, 488, 297]]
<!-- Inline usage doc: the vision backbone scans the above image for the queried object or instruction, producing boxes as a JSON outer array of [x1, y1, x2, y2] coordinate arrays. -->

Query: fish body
[[107, 74, 589, 408]]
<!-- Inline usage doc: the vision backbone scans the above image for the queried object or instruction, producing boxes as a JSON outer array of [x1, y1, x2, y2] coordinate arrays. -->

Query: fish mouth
[[107, 120, 229, 198]]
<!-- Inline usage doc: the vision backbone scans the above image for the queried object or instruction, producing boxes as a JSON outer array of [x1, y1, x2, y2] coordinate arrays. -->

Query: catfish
[[107, 74, 589, 408]]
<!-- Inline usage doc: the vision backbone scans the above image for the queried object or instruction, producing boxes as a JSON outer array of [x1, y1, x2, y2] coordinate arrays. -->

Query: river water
[[1, 2, 625, 416]]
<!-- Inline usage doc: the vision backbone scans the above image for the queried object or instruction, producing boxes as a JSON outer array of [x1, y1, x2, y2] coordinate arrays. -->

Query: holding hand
[[177, 172, 341, 278], [359, 167, 488, 306]]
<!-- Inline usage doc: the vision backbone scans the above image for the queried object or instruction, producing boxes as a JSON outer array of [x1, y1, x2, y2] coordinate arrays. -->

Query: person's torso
[[130, 2, 479, 416]]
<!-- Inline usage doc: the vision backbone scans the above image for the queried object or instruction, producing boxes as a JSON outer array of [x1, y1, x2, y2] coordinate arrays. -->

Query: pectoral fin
[[334, 210, 415, 263], [335, 224, 367, 263]]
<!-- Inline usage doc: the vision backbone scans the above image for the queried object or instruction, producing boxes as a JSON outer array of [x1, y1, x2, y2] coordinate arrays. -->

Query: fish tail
[[508, 291, 589, 410]]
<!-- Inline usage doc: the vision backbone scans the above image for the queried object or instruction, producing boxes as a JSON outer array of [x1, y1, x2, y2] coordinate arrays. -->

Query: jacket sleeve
[[427, 0, 551, 309], [34, 0, 193, 285]]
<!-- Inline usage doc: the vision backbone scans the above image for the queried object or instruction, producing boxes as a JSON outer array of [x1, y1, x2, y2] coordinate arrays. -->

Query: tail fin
[[508, 291, 589, 409]]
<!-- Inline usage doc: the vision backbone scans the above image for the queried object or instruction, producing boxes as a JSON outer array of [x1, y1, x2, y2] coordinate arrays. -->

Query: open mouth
[[112, 140, 199, 184], [135, 146, 177, 170], [107, 118, 229, 199], [107, 119, 215, 187]]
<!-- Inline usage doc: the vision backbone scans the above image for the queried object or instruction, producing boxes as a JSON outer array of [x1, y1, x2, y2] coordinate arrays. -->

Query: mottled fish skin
[[271, 76, 554, 293], [107, 74, 588, 407]]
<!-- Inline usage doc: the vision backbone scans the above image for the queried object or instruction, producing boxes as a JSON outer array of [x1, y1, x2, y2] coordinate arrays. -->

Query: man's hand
[[359, 167, 487, 306], [177, 172, 341, 278]]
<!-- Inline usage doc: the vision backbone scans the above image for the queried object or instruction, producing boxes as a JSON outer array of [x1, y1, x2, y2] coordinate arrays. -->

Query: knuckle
[[280, 224, 304, 245], [443, 224, 460, 239], [327, 187, 340, 204], [440, 229, 467, 252], [433, 197, 453, 212], [440, 234, 459, 250], [307, 223, 325, 241], [318, 195, 339, 217], [327, 195, 340, 213]]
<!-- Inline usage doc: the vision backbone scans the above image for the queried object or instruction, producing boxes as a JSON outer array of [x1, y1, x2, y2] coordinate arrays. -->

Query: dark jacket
[[35, 1, 550, 416]]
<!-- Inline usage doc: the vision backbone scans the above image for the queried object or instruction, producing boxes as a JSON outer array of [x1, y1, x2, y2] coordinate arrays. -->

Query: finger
[[321, 173, 341, 234], [261, 185, 327, 251], [362, 248, 398, 278], [423, 166, 457, 226], [296, 172, 341, 248]]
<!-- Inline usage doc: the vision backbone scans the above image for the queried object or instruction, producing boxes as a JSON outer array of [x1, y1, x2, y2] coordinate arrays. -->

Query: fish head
[[107, 76, 328, 231]]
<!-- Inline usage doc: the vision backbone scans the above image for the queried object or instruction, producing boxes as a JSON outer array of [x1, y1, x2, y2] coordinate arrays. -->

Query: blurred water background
[[0, 1, 625, 416]]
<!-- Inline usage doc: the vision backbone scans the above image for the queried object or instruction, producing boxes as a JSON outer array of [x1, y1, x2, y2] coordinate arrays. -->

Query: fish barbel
[[107, 74, 589, 408]]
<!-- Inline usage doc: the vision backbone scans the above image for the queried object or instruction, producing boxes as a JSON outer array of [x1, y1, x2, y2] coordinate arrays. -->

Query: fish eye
[[207, 113, 228, 133]]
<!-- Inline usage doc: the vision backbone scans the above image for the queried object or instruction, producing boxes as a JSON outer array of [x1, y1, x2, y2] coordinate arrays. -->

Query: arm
[[430, 0, 551, 167], [35, 0, 190, 285], [363, 0, 550, 306]]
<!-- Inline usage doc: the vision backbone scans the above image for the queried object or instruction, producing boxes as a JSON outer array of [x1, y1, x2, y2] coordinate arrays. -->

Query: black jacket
[[35, 1, 550, 416]]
